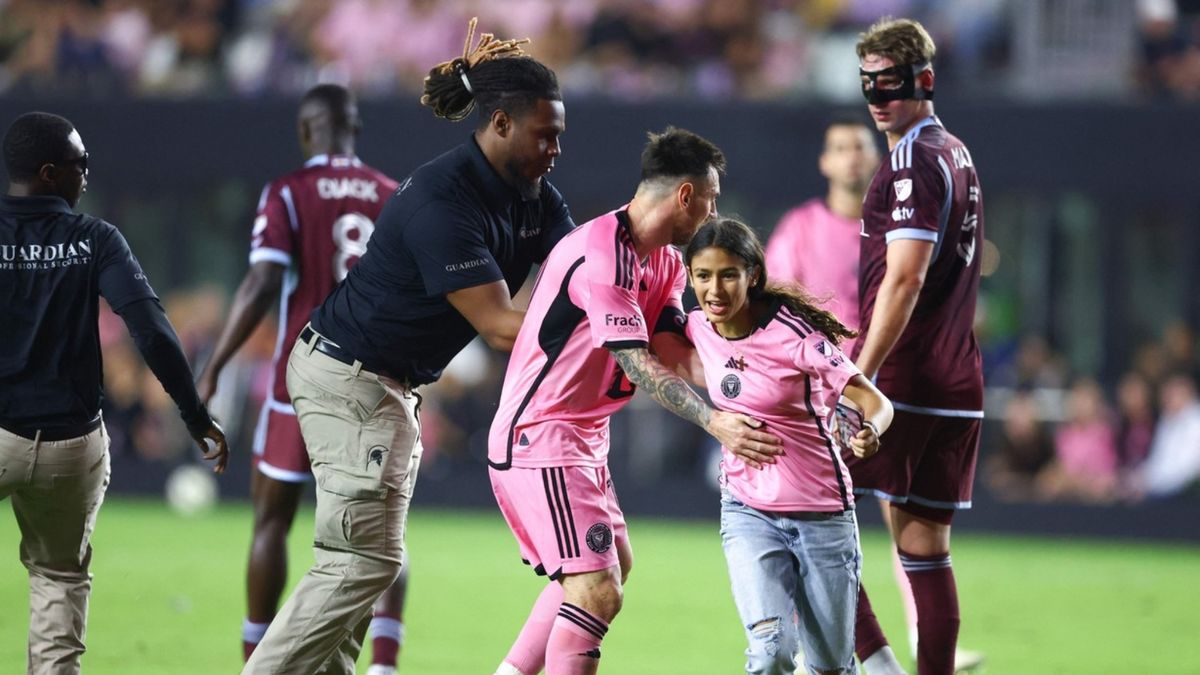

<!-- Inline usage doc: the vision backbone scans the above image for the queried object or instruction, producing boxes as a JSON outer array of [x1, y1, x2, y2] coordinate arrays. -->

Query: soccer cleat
[[366, 666, 397, 675], [953, 648, 986, 673]]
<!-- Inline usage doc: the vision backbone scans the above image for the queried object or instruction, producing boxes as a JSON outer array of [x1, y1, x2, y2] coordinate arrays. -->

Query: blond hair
[[856, 17, 936, 66]]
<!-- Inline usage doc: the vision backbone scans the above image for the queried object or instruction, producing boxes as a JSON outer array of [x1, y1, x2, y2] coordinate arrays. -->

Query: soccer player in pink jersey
[[684, 217, 893, 675], [488, 128, 783, 675], [194, 84, 408, 674], [849, 18, 987, 675], [764, 117, 879, 355]]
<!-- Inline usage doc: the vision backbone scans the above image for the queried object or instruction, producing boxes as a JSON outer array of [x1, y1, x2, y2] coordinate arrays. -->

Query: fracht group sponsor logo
[[605, 313, 643, 334]]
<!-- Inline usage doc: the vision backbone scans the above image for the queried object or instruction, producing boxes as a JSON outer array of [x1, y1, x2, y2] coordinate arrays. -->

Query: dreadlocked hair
[[421, 17, 560, 125], [684, 218, 858, 346]]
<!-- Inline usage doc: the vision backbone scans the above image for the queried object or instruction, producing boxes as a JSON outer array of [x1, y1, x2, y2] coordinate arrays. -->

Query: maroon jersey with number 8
[[249, 154, 399, 406]]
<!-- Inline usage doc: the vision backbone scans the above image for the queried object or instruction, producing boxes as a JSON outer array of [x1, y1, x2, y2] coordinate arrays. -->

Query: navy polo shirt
[[311, 136, 576, 386], [0, 195, 157, 429]]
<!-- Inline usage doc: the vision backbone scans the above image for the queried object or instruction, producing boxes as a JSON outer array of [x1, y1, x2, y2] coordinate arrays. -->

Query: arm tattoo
[[612, 347, 712, 429]]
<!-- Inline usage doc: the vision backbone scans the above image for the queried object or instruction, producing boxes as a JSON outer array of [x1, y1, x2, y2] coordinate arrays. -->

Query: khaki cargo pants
[[243, 332, 421, 675], [0, 422, 110, 675]]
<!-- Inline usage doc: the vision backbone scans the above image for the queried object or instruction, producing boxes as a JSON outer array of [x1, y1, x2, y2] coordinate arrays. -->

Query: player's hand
[[192, 421, 229, 474], [847, 423, 881, 459], [196, 368, 218, 405], [707, 411, 783, 469]]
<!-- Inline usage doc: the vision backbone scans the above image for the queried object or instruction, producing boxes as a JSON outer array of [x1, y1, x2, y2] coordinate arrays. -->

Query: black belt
[[1, 415, 102, 442], [299, 326, 358, 367]]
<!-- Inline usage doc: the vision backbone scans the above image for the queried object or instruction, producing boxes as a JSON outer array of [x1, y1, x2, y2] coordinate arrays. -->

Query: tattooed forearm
[[612, 347, 712, 429]]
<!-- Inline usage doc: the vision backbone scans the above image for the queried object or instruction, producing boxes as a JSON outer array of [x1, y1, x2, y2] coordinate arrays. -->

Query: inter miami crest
[[586, 523, 613, 553], [366, 445, 388, 468], [721, 373, 742, 399]]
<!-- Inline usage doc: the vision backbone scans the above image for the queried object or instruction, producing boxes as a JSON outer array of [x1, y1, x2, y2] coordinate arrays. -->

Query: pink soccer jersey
[[686, 302, 861, 512], [249, 154, 398, 407], [487, 209, 686, 470], [765, 198, 862, 353]]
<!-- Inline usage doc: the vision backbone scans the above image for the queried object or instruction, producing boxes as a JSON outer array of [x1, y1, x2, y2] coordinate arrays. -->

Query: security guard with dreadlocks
[[243, 20, 575, 674]]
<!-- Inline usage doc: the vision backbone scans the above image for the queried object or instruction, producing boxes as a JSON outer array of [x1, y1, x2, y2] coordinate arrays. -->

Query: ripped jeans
[[720, 493, 861, 675]]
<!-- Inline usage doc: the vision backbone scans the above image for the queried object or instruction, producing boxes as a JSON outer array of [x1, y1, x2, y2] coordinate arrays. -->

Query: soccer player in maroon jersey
[[848, 18, 986, 675], [195, 84, 407, 674]]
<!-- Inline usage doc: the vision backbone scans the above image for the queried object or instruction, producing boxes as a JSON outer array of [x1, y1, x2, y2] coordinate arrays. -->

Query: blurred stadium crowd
[[7, 0, 1199, 508], [2, 0, 1200, 100], [93, 251, 1200, 508]]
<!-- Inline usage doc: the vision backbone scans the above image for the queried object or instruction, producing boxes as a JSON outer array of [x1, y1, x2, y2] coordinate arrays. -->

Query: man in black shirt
[[243, 23, 574, 674], [0, 111, 228, 675]]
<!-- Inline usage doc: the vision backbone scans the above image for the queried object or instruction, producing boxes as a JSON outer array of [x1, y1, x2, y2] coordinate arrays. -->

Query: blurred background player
[[488, 128, 782, 675], [848, 18, 986, 675], [764, 116, 880, 354], [684, 217, 893, 675], [243, 20, 575, 674], [194, 84, 407, 673], [1, 111, 228, 675]]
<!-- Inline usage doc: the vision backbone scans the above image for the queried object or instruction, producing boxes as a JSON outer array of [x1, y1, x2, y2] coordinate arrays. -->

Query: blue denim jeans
[[720, 493, 861, 674]]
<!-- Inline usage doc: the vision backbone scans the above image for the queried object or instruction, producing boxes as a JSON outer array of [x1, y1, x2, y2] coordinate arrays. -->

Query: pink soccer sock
[[545, 602, 607, 675], [503, 582, 565, 675]]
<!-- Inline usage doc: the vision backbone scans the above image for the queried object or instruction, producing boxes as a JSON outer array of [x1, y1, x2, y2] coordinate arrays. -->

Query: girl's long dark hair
[[684, 218, 858, 345]]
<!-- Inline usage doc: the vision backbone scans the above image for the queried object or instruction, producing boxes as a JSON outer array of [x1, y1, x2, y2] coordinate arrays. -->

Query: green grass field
[[2, 498, 1198, 674]]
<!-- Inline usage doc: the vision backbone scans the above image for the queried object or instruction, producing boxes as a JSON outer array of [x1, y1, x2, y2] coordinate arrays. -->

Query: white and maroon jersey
[[857, 115, 984, 416], [765, 197, 862, 353], [488, 209, 686, 470], [686, 301, 860, 512], [249, 154, 399, 407]]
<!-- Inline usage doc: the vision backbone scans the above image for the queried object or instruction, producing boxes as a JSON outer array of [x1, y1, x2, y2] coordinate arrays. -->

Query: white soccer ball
[[165, 464, 218, 515]]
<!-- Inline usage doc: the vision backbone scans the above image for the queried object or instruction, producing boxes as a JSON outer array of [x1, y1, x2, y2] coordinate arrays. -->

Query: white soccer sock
[[242, 619, 269, 644], [368, 616, 404, 644], [863, 645, 908, 675]]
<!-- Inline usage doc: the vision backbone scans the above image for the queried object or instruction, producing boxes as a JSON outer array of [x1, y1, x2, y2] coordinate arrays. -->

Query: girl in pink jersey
[[683, 218, 893, 675]]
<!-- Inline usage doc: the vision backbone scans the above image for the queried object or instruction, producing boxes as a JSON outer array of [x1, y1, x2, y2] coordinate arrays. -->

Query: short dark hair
[[3, 112, 76, 182], [825, 111, 873, 132], [640, 126, 726, 185], [300, 83, 357, 130]]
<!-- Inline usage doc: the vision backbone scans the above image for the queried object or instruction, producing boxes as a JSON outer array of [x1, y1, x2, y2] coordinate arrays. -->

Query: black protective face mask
[[860, 63, 934, 105]]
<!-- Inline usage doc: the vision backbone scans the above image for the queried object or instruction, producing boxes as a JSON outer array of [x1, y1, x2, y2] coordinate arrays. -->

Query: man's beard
[[507, 160, 543, 201], [516, 176, 542, 201]]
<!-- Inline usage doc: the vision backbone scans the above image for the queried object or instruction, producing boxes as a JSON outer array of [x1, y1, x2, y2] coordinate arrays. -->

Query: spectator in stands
[[1115, 371, 1156, 472], [1038, 378, 1119, 503], [1129, 373, 1200, 499], [983, 389, 1054, 502]]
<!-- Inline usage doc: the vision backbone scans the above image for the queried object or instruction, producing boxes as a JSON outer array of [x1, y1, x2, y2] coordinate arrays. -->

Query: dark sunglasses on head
[[61, 151, 89, 173]]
